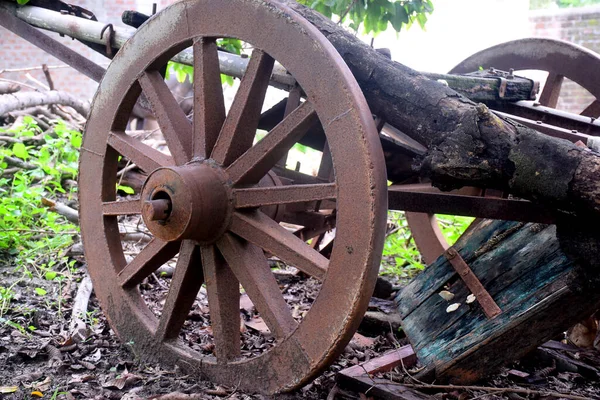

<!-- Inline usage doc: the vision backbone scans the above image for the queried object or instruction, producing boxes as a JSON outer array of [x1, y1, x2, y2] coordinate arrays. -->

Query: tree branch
[[0, 90, 89, 117]]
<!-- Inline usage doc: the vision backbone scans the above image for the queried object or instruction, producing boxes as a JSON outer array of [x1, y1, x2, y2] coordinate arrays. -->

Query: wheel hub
[[141, 162, 232, 243]]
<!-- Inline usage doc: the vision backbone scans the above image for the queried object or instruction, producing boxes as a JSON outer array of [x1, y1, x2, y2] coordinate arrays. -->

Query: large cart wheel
[[407, 38, 600, 264], [79, 0, 387, 394]]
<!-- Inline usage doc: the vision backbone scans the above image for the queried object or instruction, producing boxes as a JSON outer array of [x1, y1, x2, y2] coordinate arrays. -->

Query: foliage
[[530, 0, 600, 8], [0, 118, 80, 316], [380, 212, 473, 280], [167, 1, 433, 84], [296, 0, 434, 35]]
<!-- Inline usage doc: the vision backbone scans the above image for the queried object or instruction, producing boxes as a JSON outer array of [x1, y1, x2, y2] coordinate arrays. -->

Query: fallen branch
[[0, 167, 19, 177], [148, 392, 205, 400], [0, 135, 21, 144], [120, 232, 152, 243], [68, 273, 93, 335], [0, 82, 20, 95], [0, 64, 73, 74], [396, 382, 593, 400], [42, 64, 54, 91], [0, 90, 89, 117], [3, 155, 36, 170], [41, 197, 79, 224], [0, 77, 39, 91], [67, 242, 83, 256]]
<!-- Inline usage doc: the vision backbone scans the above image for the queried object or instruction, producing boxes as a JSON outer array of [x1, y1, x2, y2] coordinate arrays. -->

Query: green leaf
[[70, 133, 82, 148], [16, 0, 30, 4], [44, 271, 57, 281], [12, 143, 28, 160], [416, 12, 428, 29], [117, 184, 135, 195], [221, 74, 234, 86], [34, 288, 47, 296]]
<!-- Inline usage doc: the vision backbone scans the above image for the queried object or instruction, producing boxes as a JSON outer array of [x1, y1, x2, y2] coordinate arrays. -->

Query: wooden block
[[339, 345, 417, 379], [507, 369, 530, 382], [396, 220, 600, 384]]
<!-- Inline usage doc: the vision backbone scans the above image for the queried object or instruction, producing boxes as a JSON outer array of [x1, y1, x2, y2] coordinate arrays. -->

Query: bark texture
[[282, 0, 599, 218], [0, 82, 21, 94]]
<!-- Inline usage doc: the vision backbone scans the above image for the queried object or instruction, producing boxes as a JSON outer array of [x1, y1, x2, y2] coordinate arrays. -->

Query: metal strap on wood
[[444, 247, 502, 319]]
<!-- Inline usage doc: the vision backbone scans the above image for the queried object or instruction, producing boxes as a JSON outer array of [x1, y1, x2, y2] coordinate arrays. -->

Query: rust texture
[[78, 0, 386, 394], [444, 248, 502, 319]]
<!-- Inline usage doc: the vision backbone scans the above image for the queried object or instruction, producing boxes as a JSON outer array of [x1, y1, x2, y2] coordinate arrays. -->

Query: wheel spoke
[[118, 238, 180, 287], [226, 101, 318, 185], [317, 143, 334, 181], [155, 240, 203, 342], [405, 212, 449, 265], [138, 70, 192, 164], [108, 131, 174, 173], [538, 72, 563, 108], [216, 233, 297, 339], [193, 37, 226, 158], [234, 183, 336, 208], [581, 99, 600, 118], [201, 245, 241, 362], [103, 199, 141, 216], [211, 49, 275, 166], [230, 211, 328, 280]]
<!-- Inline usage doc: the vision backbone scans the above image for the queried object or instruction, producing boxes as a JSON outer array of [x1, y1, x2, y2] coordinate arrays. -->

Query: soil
[[1, 253, 600, 400]]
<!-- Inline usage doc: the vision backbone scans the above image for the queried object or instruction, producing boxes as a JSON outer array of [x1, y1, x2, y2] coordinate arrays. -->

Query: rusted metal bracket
[[498, 77, 507, 98], [444, 247, 502, 319], [100, 23, 114, 57]]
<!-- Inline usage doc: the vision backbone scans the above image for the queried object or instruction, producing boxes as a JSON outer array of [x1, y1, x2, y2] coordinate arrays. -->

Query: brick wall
[[0, 0, 171, 101], [529, 6, 600, 114]]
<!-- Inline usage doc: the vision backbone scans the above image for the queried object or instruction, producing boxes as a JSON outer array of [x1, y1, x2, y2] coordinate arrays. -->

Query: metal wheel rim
[[449, 37, 600, 105], [79, 0, 387, 394]]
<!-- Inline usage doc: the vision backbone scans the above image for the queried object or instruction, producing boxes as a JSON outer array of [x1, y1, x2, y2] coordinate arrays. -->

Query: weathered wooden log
[[281, 0, 600, 220], [422, 71, 536, 103], [395, 219, 600, 384]]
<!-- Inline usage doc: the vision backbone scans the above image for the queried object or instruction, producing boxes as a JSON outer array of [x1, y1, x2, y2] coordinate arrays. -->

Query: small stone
[[446, 303, 461, 313], [466, 294, 477, 304], [438, 290, 455, 301]]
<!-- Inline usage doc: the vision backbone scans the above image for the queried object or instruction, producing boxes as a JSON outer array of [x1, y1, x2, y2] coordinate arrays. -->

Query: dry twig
[[42, 197, 79, 224], [394, 382, 594, 400], [68, 273, 93, 337]]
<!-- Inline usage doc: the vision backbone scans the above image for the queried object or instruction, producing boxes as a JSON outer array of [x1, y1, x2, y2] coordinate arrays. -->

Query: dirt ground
[[1, 255, 600, 400]]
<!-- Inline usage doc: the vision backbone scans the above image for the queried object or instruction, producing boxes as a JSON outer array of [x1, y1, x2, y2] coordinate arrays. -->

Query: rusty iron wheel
[[79, 0, 387, 394], [407, 38, 600, 264], [450, 37, 600, 115]]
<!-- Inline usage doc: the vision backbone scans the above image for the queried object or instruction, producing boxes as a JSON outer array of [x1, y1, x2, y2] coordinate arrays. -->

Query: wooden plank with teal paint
[[399, 224, 560, 348], [396, 220, 522, 316], [396, 220, 600, 384]]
